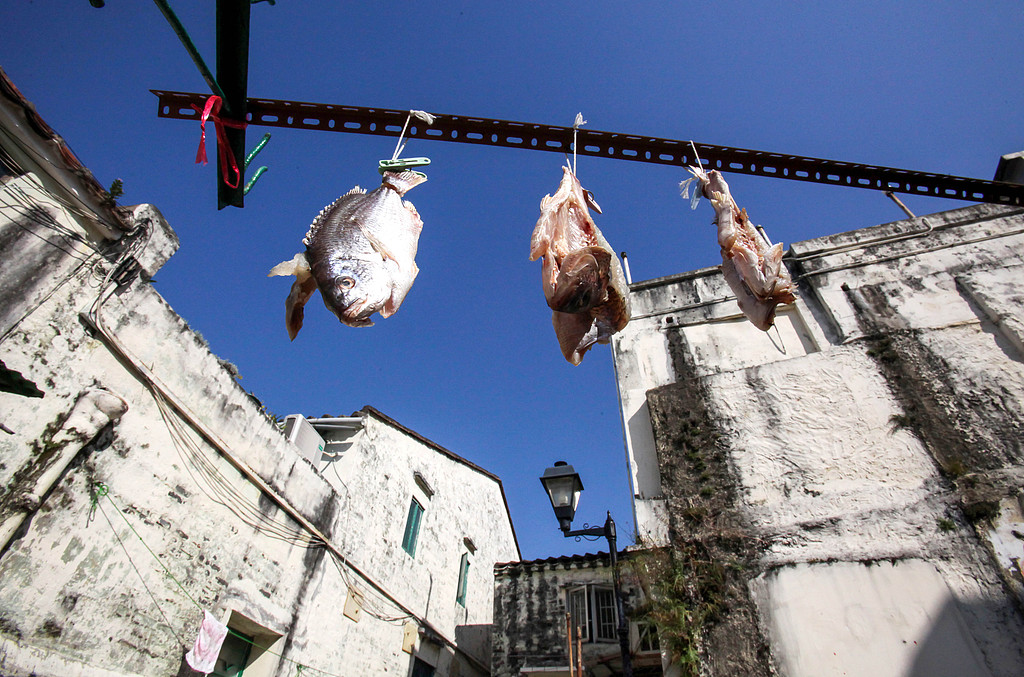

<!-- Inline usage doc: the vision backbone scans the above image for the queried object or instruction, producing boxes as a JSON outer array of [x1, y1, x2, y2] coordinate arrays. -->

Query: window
[[456, 553, 471, 606], [635, 621, 660, 654], [567, 585, 617, 643], [211, 629, 251, 677], [211, 610, 283, 677], [411, 657, 435, 677], [402, 498, 424, 556]]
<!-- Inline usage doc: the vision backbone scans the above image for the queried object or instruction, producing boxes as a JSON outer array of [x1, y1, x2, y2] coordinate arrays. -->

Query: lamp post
[[540, 462, 633, 677]]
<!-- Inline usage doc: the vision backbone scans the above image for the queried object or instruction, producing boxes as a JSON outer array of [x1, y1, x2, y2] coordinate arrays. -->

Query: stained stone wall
[[613, 203, 1024, 676], [0, 79, 518, 677]]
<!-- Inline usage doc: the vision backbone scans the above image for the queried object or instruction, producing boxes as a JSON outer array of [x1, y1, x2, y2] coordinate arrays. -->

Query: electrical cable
[[78, 216, 478, 659], [0, 123, 123, 236]]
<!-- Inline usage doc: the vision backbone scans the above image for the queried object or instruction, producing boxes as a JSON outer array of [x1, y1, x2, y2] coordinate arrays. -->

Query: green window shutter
[[402, 499, 424, 556], [456, 553, 470, 606]]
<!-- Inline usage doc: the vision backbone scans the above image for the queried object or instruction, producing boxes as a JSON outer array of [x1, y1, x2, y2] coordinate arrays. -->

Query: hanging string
[[767, 322, 788, 355], [390, 110, 436, 162], [679, 140, 707, 210], [92, 483, 184, 646], [572, 112, 586, 176]]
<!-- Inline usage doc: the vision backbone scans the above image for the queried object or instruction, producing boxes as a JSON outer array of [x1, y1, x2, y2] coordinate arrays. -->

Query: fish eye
[[338, 277, 355, 290]]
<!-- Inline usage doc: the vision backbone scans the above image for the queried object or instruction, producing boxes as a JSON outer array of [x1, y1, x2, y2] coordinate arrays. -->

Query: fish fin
[[284, 270, 319, 340], [381, 262, 419, 318], [382, 171, 427, 196], [679, 175, 704, 210], [268, 254, 317, 339], [529, 219, 551, 261], [268, 252, 311, 278], [401, 199, 424, 235], [540, 253, 558, 303], [359, 225, 400, 263], [552, 311, 598, 365], [304, 188, 365, 245]]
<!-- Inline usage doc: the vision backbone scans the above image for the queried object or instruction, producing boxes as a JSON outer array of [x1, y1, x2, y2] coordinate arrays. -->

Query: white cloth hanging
[[185, 610, 229, 674]]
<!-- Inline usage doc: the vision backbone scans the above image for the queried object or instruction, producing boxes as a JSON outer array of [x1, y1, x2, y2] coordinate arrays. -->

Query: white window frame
[[633, 620, 661, 654], [566, 584, 617, 644]]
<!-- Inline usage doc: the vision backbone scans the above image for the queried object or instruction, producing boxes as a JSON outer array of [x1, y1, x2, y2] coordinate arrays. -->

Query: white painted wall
[[612, 203, 1024, 676], [0, 107, 517, 676]]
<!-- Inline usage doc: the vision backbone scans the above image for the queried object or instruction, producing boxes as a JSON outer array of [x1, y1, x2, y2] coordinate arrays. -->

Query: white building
[[0, 67, 518, 677], [611, 194, 1024, 675]]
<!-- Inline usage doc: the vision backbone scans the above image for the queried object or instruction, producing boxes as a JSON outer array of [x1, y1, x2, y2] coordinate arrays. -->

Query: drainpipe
[[0, 387, 128, 553]]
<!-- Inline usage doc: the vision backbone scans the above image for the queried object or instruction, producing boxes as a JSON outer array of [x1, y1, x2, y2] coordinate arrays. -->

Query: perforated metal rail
[[153, 90, 1024, 206]]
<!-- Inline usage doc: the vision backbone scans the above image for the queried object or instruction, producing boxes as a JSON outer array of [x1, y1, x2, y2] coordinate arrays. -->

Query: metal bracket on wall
[[152, 90, 1024, 207]]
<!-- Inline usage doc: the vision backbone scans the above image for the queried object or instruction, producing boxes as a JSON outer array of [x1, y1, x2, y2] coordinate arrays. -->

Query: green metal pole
[[152, 0, 228, 102]]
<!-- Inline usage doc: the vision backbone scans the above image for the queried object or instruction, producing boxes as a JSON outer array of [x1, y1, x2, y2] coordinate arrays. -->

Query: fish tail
[[382, 170, 427, 196]]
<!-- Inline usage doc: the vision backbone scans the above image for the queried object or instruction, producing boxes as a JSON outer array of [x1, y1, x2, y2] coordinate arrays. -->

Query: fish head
[[315, 256, 392, 327], [548, 246, 612, 314]]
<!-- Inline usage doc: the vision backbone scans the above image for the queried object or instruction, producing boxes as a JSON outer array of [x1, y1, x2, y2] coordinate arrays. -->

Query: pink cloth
[[185, 610, 229, 674]]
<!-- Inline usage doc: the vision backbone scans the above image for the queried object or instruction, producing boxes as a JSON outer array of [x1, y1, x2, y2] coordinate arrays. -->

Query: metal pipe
[[564, 513, 633, 677], [620, 251, 632, 285], [151, 0, 227, 102], [605, 512, 634, 677], [885, 190, 917, 218]]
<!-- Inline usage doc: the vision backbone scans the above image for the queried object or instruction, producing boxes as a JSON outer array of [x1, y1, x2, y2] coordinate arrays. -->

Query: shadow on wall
[[752, 560, 1024, 677], [455, 623, 492, 667], [906, 596, 1006, 677]]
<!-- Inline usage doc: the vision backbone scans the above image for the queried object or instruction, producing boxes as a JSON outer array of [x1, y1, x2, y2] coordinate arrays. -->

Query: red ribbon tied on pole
[[193, 95, 247, 189]]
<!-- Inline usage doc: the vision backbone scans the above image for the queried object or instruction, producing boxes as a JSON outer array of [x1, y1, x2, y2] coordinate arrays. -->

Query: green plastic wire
[[94, 483, 344, 677], [244, 133, 271, 169], [99, 483, 202, 610], [151, 0, 227, 102], [94, 489, 183, 645], [243, 166, 268, 196]]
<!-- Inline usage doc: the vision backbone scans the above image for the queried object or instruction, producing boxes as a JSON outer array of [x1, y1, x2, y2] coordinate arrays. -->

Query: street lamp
[[540, 461, 633, 677]]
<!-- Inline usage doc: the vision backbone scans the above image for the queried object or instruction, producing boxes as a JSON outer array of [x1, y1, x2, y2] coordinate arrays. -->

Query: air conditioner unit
[[283, 415, 326, 466]]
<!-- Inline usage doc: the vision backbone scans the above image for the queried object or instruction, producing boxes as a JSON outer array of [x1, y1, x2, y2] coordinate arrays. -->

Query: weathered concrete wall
[[614, 203, 1024, 676], [312, 409, 521, 670], [0, 142, 517, 675]]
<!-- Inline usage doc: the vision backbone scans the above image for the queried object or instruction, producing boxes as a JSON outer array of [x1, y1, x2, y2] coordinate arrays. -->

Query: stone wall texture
[[492, 553, 663, 677], [0, 166, 518, 675], [613, 203, 1024, 676]]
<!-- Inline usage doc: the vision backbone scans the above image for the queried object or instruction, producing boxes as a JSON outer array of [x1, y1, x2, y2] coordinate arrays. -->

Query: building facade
[[612, 199, 1024, 675], [492, 551, 667, 677], [0, 68, 518, 677]]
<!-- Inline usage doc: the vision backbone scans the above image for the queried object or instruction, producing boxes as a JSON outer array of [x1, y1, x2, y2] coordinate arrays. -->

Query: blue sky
[[2, 2, 1021, 560]]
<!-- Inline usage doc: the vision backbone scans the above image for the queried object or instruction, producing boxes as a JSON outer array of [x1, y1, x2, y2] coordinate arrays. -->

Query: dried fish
[[684, 165, 795, 330], [269, 171, 425, 338], [530, 166, 630, 364]]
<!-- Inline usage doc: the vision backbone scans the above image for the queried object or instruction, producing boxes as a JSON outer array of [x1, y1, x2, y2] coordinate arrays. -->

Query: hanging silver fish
[[269, 170, 426, 339]]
